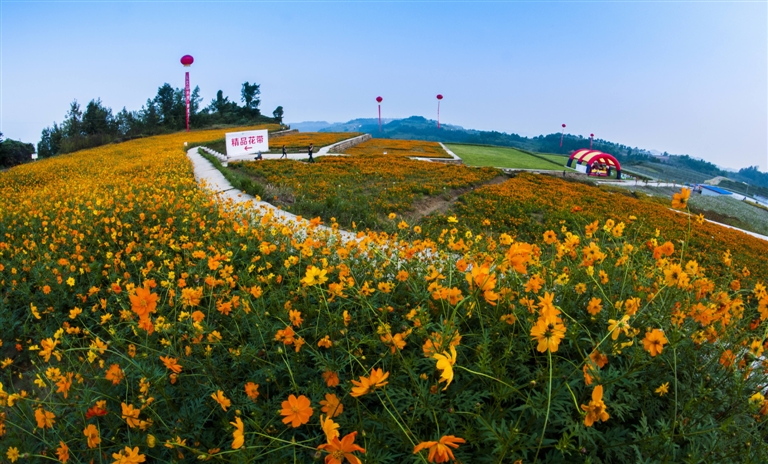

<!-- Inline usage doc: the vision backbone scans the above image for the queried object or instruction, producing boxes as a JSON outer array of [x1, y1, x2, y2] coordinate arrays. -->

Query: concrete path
[[187, 146, 359, 242]]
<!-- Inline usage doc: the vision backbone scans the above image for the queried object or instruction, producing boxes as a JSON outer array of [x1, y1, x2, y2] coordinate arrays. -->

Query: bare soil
[[405, 175, 509, 222]]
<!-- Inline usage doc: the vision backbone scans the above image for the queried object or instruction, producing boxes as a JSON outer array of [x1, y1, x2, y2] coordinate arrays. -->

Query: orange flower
[[244, 382, 260, 401], [230, 417, 244, 449], [129, 285, 158, 319], [56, 373, 73, 398], [350, 368, 389, 397], [85, 400, 108, 419], [280, 394, 313, 428], [160, 355, 182, 373], [289, 309, 304, 327], [317, 431, 366, 464], [642, 329, 668, 357], [111, 446, 146, 463], [35, 407, 55, 429], [413, 435, 466, 463], [320, 414, 340, 442], [581, 385, 610, 427], [56, 441, 70, 463], [586, 297, 602, 316], [105, 363, 124, 385], [319, 393, 344, 418], [211, 390, 231, 411], [671, 187, 691, 209], [323, 370, 340, 388], [83, 423, 101, 449], [530, 316, 567, 353], [121, 402, 142, 428]]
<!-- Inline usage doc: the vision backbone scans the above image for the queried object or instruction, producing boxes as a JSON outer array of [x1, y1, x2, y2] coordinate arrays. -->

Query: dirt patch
[[405, 175, 508, 222]]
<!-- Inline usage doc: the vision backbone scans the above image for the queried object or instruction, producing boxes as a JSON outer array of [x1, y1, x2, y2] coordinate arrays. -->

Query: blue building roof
[[701, 185, 732, 195]]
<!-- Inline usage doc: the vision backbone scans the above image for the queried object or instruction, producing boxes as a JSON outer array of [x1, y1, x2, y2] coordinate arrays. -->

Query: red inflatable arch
[[566, 149, 621, 179]]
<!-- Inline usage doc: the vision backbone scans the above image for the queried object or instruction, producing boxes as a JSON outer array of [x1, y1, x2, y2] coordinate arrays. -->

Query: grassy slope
[[446, 144, 573, 170], [622, 185, 768, 236]]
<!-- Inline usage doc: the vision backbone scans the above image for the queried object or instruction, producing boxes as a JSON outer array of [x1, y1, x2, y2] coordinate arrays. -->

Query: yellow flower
[[301, 266, 328, 286], [211, 390, 231, 411], [6, 447, 20, 463], [432, 345, 457, 390], [230, 417, 244, 449], [655, 382, 669, 396]]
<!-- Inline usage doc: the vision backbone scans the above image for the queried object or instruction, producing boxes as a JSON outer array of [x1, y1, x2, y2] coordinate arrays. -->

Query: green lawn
[[446, 144, 573, 170]]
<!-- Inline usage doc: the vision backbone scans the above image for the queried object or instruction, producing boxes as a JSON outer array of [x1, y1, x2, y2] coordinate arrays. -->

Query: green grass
[[446, 144, 574, 170]]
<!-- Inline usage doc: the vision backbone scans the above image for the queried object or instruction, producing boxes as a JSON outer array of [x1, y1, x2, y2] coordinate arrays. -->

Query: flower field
[[230, 156, 499, 231], [419, 173, 768, 277], [201, 132, 359, 155], [342, 139, 454, 159], [268, 132, 363, 152], [0, 131, 766, 463]]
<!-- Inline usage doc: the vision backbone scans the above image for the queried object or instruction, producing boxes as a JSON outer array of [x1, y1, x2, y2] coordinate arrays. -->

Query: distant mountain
[[287, 121, 338, 132]]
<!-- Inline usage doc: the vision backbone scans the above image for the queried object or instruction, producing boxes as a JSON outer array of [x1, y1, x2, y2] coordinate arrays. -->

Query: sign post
[[181, 55, 194, 132], [225, 129, 269, 158]]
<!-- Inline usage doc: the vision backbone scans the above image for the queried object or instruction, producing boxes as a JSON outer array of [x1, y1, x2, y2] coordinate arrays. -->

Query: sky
[[1, 1, 766, 171]]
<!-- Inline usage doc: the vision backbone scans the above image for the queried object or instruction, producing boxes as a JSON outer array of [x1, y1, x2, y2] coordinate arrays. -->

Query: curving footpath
[[186, 145, 359, 243]]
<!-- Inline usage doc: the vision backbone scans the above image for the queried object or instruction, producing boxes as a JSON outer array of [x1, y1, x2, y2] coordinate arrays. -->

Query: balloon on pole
[[180, 55, 194, 132], [590, 133, 594, 150], [436, 94, 443, 129], [560, 123, 566, 148], [376, 96, 383, 132]]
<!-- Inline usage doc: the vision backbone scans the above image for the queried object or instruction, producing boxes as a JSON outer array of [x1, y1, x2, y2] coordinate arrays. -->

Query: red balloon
[[180, 55, 194, 66], [376, 96, 383, 103], [436, 94, 443, 100], [562, 124, 566, 128]]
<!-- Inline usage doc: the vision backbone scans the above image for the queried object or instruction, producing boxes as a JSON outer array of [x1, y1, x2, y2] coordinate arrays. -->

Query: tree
[[0, 132, 36, 167], [209, 90, 234, 116], [141, 99, 160, 135], [154, 83, 178, 127], [61, 101, 84, 139], [82, 99, 115, 136], [37, 123, 63, 158], [272, 106, 284, 123], [241, 81, 261, 115]]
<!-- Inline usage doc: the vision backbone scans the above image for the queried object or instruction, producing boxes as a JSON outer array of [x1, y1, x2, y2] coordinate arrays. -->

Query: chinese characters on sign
[[225, 129, 269, 158]]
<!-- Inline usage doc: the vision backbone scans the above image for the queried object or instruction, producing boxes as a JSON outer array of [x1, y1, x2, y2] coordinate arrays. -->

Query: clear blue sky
[[2, 1, 766, 170]]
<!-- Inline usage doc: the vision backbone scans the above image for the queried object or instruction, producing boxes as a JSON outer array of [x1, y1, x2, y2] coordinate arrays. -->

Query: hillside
[[316, 116, 768, 189]]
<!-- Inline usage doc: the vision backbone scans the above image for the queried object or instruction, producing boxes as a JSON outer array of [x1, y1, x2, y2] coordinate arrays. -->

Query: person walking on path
[[308, 144, 315, 163], [280, 144, 287, 159], [254, 150, 263, 161]]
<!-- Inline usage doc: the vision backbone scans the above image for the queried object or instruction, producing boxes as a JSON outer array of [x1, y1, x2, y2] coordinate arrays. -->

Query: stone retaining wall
[[327, 134, 372, 153], [270, 129, 299, 137]]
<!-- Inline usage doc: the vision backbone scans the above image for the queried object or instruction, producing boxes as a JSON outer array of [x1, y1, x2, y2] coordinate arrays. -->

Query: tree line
[[36, 82, 285, 159]]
